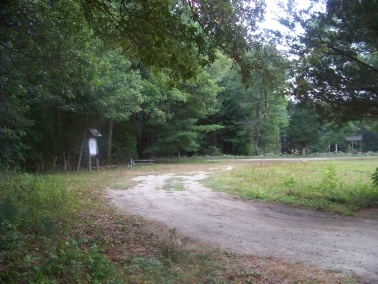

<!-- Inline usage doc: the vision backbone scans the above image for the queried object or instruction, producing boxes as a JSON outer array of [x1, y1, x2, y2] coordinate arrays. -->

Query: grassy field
[[204, 158, 378, 215], [1, 157, 375, 283]]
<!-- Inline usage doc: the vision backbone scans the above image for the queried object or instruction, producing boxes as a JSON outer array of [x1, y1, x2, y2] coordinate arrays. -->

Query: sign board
[[88, 138, 98, 156], [346, 135, 362, 141], [89, 128, 102, 138]]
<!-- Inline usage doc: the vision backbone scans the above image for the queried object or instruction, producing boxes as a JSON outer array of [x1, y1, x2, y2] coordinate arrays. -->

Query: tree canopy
[[2, 0, 265, 79], [286, 0, 378, 121]]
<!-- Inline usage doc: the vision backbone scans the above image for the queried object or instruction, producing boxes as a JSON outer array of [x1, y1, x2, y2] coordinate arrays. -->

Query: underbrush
[[204, 159, 378, 215], [0, 173, 120, 283]]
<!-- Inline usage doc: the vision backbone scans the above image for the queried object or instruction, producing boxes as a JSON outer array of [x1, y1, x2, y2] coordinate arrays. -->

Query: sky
[[260, 0, 311, 32], [258, 0, 325, 51]]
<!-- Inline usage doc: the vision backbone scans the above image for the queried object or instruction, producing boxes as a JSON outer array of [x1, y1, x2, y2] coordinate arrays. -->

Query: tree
[[241, 45, 289, 156], [209, 48, 289, 156], [321, 123, 348, 153], [285, 0, 378, 120], [2, 0, 265, 73], [286, 101, 322, 155], [93, 48, 143, 164], [208, 52, 253, 155], [0, 0, 99, 170], [137, 70, 223, 158], [73, 0, 265, 80]]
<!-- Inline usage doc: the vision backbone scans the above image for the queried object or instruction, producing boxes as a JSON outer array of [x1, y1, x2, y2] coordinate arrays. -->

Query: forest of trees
[[1, 0, 377, 171]]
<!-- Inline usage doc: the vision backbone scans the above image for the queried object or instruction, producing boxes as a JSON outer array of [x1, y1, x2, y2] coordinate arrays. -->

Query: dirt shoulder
[[106, 165, 378, 283]]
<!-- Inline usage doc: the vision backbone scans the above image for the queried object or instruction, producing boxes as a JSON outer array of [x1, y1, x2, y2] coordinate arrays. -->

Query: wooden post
[[96, 154, 99, 171], [77, 129, 86, 171], [88, 146, 91, 172]]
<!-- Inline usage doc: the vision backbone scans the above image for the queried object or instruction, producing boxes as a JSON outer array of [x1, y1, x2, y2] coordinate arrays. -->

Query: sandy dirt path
[[106, 166, 378, 283]]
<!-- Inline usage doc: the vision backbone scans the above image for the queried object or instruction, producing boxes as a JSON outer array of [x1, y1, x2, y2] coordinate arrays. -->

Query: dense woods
[[1, 0, 377, 171]]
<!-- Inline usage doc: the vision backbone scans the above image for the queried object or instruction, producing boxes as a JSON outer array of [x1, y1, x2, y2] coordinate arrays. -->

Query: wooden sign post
[[88, 129, 102, 172]]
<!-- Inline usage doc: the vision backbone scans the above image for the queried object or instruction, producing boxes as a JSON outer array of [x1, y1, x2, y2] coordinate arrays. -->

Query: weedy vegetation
[[372, 167, 378, 188], [1, 158, 371, 283], [204, 159, 378, 215]]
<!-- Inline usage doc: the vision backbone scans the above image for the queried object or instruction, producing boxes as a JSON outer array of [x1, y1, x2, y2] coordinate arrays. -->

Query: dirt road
[[106, 166, 378, 283]]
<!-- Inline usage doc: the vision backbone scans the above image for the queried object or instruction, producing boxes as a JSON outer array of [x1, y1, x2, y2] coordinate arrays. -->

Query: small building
[[346, 134, 362, 153]]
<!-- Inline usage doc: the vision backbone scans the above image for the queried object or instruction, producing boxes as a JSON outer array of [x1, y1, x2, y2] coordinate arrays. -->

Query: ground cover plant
[[0, 160, 365, 283], [204, 158, 378, 215]]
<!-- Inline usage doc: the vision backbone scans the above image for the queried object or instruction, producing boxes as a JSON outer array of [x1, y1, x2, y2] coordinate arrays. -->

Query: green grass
[[109, 177, 138, 190], [162, 177, 186, 191], [203, 159, 378, 215], [0, 173, 111, 283]]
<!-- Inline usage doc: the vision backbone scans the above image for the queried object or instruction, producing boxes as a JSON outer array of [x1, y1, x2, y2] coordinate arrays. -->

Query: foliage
[[204, 159, 378, 215], [136, 70, 223, 157], [285, 0, 378, 121], [0, 0, 267, 169], [94, 48, 144, 121], [372, 168, 378, 187], [81, 0, 265, 80], [203, 145, 223, 156], [320, 122, 351, 153], [0, 174, 119, 283], [208, 50, 289, 156], [208, 53, 254, 155], [285, 100, 322, 154], [53, 0, 266, 81], [0, 174, 73, 234], [3, 0, 375, 170]]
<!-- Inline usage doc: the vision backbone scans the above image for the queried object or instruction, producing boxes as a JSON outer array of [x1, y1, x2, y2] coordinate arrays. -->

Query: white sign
[[88, 138, 98, 156]]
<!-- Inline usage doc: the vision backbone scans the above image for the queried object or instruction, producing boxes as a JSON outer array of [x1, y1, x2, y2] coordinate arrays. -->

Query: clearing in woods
[[106, 159, 378, 283]]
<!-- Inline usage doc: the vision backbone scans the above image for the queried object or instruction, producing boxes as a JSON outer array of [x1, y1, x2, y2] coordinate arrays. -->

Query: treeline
[[0, 0, 260, 171], [1, 0, 377, 171]]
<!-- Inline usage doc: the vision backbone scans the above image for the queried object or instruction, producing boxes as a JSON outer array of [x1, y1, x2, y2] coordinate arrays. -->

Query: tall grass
[[0, 173, 120, 283], [0, 174, 72, 235], [203, 159, 378, 215]]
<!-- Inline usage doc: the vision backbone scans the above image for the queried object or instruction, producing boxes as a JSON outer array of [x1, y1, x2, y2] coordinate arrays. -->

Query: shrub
[[372, 167, 378, 187]]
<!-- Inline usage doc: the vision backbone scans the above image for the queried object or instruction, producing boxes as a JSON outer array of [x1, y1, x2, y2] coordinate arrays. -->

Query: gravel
[[106, 166, 378, 283]]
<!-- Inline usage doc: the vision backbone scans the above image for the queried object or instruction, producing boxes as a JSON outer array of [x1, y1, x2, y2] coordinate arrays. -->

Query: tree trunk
[[58, 111, 68, 171], [77, 129, 86, 171], [253, 129, 260, 156], [301, 143, 306, 155], [63, 148, 67, 171], [253, 98, 262, 156], [106, 118, 114, 165]]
